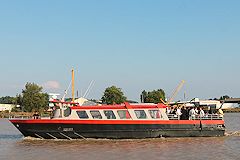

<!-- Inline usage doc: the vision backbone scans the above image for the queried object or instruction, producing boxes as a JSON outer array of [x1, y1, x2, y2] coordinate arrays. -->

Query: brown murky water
[[0, 113, 240, 160]]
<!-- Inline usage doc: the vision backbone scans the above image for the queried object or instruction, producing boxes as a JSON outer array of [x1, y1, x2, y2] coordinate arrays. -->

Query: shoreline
[[0, 111, 49, 118]]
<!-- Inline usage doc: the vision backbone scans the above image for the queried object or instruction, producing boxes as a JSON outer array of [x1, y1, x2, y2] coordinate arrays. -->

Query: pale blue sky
[[0, 0, 240, 101]]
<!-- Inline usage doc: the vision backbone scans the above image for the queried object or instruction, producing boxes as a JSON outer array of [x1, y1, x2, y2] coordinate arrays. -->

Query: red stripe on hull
[[10, 119, 224, 125]]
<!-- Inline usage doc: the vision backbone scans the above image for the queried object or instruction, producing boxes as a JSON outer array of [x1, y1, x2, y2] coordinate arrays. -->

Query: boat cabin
[[52, 102, 169, 120]]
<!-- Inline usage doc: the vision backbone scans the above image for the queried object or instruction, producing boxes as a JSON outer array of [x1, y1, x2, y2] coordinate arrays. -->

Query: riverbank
[[0, 111, 50, 118]]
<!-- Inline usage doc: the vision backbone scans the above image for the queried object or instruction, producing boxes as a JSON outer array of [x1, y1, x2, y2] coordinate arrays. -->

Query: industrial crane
[[166, 80, 185, 105]]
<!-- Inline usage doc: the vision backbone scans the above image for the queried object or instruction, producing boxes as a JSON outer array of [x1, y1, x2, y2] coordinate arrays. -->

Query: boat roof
[[70, 102, 167, 110], [50, 99, 167, 110]]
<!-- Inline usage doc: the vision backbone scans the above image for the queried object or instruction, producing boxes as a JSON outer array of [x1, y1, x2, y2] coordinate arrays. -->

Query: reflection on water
[[0, 113, 240, 160]]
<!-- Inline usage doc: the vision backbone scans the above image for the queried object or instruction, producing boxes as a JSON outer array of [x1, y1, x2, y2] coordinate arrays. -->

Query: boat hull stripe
[[10, 119, 224, 125]]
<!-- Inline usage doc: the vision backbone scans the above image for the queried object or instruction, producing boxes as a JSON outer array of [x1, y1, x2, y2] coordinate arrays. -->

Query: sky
[[0, 0, 240, 102]]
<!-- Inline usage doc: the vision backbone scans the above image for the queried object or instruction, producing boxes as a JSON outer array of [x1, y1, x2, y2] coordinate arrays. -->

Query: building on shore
[[173, 98, 240, 109], [0, 104, 15, 112]]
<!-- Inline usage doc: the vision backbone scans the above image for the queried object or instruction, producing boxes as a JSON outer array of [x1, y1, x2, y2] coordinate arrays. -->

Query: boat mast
[[72, 69, 75, 102]]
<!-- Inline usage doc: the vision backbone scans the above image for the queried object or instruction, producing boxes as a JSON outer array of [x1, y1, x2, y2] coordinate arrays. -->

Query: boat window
[[64, 107, 71, 117], [76, 111, 89, 119], [117, 110, 131, 119], [104, 110, 116, 119], [149, 110, 161, 119], [134, 110, 147, 119], [90, 110, 102, 119]]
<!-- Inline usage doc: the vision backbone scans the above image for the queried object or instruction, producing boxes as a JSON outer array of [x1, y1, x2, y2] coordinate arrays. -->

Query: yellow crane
[[166, 80, 185, 105]]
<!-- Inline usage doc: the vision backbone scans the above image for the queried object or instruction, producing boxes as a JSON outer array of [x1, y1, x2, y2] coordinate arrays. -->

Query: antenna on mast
[[72, 69, 75, 102], [62, 80, 72, 101], [83, 80, 94, 98]]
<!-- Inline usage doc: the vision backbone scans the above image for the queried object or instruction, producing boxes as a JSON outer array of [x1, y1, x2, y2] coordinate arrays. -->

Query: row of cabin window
[[76, 110, 161, 119]]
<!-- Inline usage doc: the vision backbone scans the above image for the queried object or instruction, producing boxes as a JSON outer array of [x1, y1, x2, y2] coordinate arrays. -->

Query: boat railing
[[9, 115, 51, 120], [167, 114, 224, 120], [9, 115, 31, 119], [167, 114, 180, 120]]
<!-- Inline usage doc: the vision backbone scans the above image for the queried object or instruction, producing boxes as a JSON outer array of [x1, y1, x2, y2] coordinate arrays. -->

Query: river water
[[0, 113, 240, 160]]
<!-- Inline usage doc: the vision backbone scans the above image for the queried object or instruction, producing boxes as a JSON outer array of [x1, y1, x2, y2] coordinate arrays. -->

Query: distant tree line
[[209, 95, 230, 101], [0, 96, 16, 104], [219, 95, 230, 100]]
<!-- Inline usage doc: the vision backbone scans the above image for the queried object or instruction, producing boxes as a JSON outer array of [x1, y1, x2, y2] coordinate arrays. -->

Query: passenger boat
[[9, 70, 225, 139], [9, 101, 225, 139]]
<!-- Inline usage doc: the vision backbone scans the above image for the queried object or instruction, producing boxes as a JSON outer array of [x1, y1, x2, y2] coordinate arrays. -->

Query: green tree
[[15, 94, 23, 106], [141, 89, 165, 104], [22, 82, 49, 112], [101, 86, 127, 104]]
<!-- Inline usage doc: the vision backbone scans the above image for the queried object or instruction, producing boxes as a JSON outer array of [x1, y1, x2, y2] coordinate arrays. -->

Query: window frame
[[90, 110, 103, 119], [76, 110, 89, 119], [103, 110, 116, 119], [117, 110, 131, 119], [148, 109, 161, 119], [134, 110, 147, 119]]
